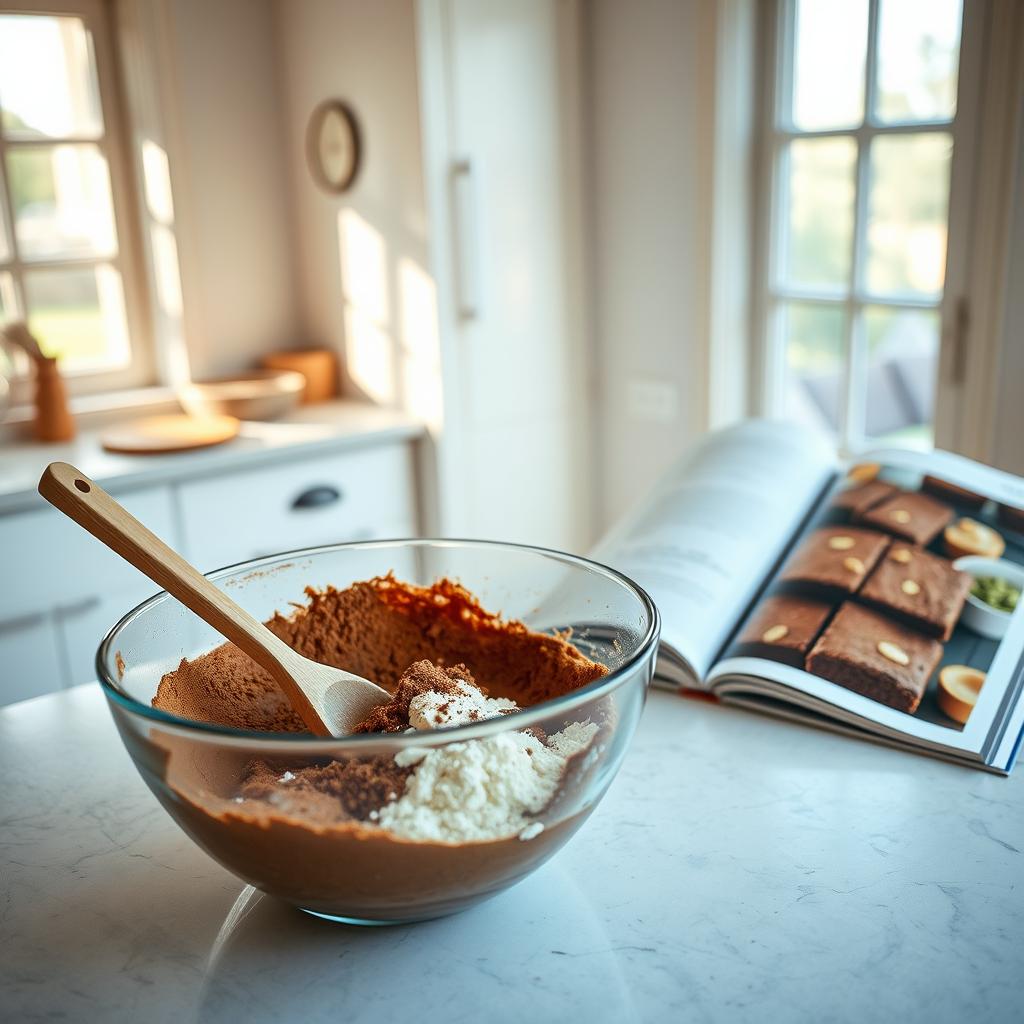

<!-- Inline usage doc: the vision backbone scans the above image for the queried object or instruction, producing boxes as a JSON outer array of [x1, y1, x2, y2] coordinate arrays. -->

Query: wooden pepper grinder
[[1, 321, 76, 442]]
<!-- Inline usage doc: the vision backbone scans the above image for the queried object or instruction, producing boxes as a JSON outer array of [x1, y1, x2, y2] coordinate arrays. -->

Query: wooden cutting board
[[100, 414, 240, 455]]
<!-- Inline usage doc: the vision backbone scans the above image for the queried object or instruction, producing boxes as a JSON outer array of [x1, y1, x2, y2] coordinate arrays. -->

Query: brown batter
[[145, 576, 610, 921], [154, 574, 605, 731]]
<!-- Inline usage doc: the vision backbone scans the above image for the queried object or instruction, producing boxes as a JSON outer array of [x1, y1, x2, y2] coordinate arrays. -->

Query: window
[[756, 0, 969, 450], [0, 1, 148, 395]]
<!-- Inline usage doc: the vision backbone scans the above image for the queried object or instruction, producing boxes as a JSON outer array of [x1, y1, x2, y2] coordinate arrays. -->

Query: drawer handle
[[291, 485, 343, 510]]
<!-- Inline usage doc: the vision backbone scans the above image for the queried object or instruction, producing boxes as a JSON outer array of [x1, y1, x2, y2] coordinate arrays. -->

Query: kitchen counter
[[2, 686, 1021, 1023], [0, 400, 423, 513]]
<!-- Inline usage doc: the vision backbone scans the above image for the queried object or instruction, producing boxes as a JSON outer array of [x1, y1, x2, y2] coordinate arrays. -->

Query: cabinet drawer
[[177, 443, 417, 571], [0, 486, 176, 624], [0, 613, 64, 705]]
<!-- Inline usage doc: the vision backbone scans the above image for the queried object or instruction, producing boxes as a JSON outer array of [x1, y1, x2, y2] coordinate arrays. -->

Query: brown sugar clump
[[239, 757, 413, 823], [353, 661, 476, 733], [152, 574, 607, 734]]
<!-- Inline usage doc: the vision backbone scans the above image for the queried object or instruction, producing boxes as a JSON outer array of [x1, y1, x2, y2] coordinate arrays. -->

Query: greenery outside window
[[0, 0, 150, 396]]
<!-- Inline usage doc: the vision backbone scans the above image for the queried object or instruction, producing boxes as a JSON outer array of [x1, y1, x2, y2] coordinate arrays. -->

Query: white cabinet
[[177, 444, 417, 571], [0, 436, 419, 705], [0, 486, 176, 700], [0, 486, 176, 625], [0, 612, 65, 705], [419, 0, 589, 549]]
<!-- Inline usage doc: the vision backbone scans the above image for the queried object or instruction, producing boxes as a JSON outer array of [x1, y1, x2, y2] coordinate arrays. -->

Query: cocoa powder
[[153, 574, 605, 733]]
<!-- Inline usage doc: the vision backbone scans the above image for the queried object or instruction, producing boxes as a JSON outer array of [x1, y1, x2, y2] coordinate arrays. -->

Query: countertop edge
[[0, 402, 427, 515]]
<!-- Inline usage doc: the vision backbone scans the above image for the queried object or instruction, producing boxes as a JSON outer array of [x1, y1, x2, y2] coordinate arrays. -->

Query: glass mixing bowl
[[97, 539, 659, 924]]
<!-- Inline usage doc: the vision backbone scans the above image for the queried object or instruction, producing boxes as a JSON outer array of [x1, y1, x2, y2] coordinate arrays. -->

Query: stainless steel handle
[[452, 158, 482, 320]]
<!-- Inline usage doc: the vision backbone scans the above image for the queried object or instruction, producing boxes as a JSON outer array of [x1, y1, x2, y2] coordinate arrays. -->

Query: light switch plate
[[626, 378, 679, 422]]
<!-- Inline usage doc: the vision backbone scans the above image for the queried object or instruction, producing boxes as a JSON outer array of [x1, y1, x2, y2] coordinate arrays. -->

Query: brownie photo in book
[[857, 544, 971, 641], [733, 595, 834, 668], [855, 490, 953, 546], [591, 418, 1024, 773], [806, 603, 944, 714], [922, 475, 986, 511], [779, 527, 889, 600], [831, 480, 895, 518]]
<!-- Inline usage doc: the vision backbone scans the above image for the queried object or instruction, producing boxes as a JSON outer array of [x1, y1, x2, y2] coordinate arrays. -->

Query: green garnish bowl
[[954, 555, 1024, 640]]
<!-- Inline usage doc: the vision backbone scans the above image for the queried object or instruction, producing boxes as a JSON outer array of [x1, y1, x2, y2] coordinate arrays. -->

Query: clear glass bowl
[[97, 539, 659, 924]]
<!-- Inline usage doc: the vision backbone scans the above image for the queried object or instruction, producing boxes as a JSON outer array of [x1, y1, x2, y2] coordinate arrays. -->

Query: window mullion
[[761, 0, 786, 417], [843, 0, 880, 451], [0, 125, 28, 325]]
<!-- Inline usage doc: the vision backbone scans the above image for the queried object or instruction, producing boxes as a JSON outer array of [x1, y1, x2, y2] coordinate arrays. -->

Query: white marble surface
[[2, 684, 1022, 1024], [0, 400, 423, 513]]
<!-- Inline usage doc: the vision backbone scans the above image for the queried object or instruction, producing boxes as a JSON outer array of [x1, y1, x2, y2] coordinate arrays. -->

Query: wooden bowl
[[177, 370, 305, 421]]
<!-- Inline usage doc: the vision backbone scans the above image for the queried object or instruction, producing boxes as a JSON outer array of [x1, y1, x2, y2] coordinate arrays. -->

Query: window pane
[[24, 264, 130, 372], [790, 0, 869, 130], [0, 158, 9, 261], [875, 0, 962, 124], [864, 306, 939, 446], [866, 132, 951, 298], [0, 199, 9, 262], [0, 270, 20, 377], [782, 137, 857, 290], [0, 15, 103, 139], [7, 143, 118, 260], [0, 270, 15, 318], [780, 301, 846, 433]]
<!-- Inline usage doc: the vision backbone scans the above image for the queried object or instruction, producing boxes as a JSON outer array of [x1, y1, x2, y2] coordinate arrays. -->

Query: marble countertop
[[2, 685, 1022, 1023], [0, 400, 423, 514]]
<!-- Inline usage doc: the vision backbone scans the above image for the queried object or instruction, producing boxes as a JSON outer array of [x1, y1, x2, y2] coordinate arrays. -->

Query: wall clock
[[306, 100, 361, 194]]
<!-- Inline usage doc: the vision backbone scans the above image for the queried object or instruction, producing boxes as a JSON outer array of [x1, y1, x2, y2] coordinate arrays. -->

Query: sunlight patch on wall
[[338, 208, 389, 324], [337, 207, 396, 403], [398, 257, 442, 430], [141, 139, 174, 225], [345, 304, 395, 404]]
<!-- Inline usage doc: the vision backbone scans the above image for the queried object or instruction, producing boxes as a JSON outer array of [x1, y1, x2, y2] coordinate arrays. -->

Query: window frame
[[0, 0, 153, 397], [751, 0, 984, 453]]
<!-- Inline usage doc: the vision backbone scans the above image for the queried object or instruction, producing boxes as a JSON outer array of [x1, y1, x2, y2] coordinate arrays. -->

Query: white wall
[[160, 0, 298, 379], [274, 0, 431, 408], [585, 0, 730, 530]]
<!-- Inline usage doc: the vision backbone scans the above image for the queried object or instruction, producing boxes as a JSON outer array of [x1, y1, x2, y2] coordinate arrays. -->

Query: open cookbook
[[592, 421, 1024, 774]]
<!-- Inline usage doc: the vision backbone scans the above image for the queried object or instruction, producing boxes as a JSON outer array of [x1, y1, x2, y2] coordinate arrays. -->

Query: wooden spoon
[[38, 461, 390, 736]]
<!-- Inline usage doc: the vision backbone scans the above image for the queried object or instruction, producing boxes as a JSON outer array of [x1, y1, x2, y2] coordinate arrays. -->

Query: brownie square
[[806, 603, 942, 713], [733, 595, 834, 667], [779, 527, 890, 599], [831, 480, 896, 518], [922, 475, 985, 511], [857, 544, 971, 641], [855, 490, 952, 546]]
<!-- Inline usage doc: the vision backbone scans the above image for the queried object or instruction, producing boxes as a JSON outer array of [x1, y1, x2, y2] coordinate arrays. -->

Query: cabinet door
[[0, 487, 177, 623], [177, 444, 417, 570], [56, 586, 161, 689], [0, 485, 177, 703], [0, 613, 65, 706], [421, 0, 588, 549]]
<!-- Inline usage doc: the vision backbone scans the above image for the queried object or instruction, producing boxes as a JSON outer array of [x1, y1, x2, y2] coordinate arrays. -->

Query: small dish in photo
[[952, 556, 1024, 640]]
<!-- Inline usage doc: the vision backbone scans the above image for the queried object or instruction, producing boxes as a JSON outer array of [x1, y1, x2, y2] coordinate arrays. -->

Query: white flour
[[376, 679, 596, 843]]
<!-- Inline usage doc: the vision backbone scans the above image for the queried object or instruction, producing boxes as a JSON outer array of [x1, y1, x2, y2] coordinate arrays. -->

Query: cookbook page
[[591, 420, 836, 684], [709, 451, 1024, 759]]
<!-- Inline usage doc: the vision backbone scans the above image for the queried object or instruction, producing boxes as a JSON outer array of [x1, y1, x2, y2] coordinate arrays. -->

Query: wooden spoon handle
[[38, 462, 330, 734]]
